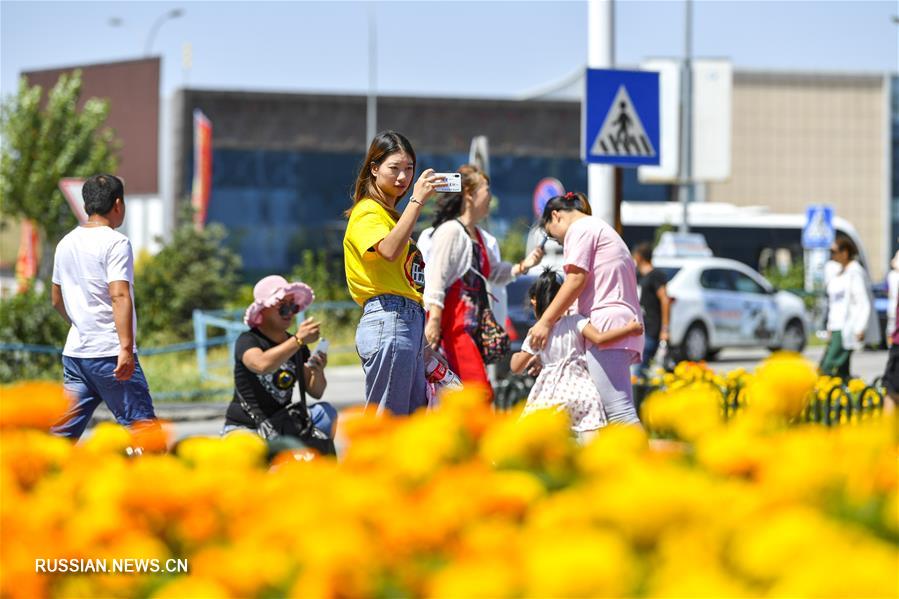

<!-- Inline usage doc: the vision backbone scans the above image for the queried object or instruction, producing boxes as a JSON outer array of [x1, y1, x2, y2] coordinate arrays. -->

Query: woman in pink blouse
[[527, 193, 644, 425]]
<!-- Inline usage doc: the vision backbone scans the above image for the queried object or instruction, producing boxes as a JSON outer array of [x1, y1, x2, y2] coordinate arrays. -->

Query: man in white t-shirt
[[50, 174, 156, 439]]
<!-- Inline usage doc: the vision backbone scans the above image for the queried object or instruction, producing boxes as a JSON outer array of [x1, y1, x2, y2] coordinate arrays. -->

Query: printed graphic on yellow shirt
[[404, 240, 425, 293]]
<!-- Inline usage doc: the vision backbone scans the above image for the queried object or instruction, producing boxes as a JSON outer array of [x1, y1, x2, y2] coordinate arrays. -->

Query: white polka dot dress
[[520, 315, 607, 432]]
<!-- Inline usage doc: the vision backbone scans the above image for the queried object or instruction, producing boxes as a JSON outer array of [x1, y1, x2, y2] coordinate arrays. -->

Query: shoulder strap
[[234, 388, 263, 426], [294, 349, 309, 411], [454, 219, 490, 283]]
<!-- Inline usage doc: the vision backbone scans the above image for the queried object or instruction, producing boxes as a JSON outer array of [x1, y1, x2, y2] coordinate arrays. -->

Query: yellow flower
[[0, 381, 71, 430], [731, 506, 847, 584], [79, 422, 133, 455], [176, 432, 266, 469], [151, 577, 231, 599], [586, 460, 722, 548], [191, 541, 293, 597], [648, 526, 753, 597], [577, 424, 648, 475], [695, 419, 772, 477], [745, 352, 817, 419], [480, 409, 576, 482], [640, 382, 722, 441], [0, 429, 72, 491], [523, 529, 636, 597], [428, 558, 520, 598], [382, 409, 471, 482]]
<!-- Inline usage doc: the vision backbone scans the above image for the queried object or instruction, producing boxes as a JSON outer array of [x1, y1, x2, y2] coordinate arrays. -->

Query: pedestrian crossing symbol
[[801, 205, 834, 250], [590, 86, 656, 158], [584, 68, 660, 167]]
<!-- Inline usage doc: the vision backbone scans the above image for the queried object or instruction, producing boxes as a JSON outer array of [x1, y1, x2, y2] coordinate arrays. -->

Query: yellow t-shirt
[[343, 198, 425, 305]]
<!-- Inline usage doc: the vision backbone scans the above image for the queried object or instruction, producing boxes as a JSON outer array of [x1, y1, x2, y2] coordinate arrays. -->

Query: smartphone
[[539, 233, 549, 250], [433, 172, 462, 193]]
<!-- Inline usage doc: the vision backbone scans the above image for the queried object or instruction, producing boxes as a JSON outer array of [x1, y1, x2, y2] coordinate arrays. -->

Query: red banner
[[15, 220, 39, 293], [191, 109, 213, 229]]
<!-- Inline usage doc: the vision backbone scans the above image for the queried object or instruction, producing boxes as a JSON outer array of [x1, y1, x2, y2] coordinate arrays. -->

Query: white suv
[[652, 256, 809, 362]]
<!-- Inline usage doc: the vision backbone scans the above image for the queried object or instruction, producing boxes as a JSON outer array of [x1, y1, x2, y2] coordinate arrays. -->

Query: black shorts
[[884, 345, 899, 396]]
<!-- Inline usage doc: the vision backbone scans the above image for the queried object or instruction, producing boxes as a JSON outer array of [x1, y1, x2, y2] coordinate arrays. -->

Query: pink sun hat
[[244, 275, 315, 327]]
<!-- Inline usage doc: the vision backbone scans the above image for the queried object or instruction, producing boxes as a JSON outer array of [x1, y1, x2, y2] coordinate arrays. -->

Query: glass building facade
[[891, 75, 899, 260]]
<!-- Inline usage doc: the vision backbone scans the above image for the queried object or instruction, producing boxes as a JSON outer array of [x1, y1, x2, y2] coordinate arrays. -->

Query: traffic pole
[[587, 0, 615, 225]]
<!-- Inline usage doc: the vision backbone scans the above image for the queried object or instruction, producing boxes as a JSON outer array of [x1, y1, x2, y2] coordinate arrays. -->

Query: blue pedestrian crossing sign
[[584, 69, 660, 167], [802, 205, 835, 250]]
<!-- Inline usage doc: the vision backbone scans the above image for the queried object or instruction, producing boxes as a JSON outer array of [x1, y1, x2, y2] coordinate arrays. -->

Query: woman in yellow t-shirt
[[343, 131, 445, 415]]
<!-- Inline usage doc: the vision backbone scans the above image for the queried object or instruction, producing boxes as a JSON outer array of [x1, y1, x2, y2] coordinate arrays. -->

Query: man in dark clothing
[[632, 242, 671, 378]]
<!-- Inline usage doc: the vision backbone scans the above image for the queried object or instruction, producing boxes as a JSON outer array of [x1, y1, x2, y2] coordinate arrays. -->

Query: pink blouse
[[563, 215, 644, 358]]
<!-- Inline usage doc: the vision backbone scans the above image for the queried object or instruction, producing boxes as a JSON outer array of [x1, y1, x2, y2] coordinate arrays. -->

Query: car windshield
[[506, 275, 538, 315]]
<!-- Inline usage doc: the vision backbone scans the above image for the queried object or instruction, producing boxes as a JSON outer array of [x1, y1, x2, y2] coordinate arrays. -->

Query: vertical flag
[[191, 109, 213, 229], [15, 220, 39, 293]]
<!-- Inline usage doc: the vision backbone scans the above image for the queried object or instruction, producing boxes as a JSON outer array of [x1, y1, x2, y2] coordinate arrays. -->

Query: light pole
[[366, 4, 377, 145], [678, 0, 693, 234], [587, 0, 615, 226], [144, 8, 184, 56]]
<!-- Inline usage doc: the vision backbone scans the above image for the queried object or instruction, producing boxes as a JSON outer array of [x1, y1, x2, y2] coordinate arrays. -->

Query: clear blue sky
[[1, 0, 897, 100]]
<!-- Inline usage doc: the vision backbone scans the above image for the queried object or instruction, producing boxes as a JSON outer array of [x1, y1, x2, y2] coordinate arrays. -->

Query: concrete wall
[[24, 57, 161, 195], [707, 71, 890, 278]]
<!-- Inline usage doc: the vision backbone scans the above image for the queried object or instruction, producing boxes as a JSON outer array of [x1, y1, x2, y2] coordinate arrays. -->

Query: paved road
[[96, 347, 887, 439], [701, 345, 887, 382]]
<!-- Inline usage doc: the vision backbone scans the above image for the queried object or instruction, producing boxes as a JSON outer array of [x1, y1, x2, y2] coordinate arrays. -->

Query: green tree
[[0, 72, 119, 278], [498, 217, 532, 264], [653, 223, 676, 247], [289, 249, 352, 303], [135, 217, 242, 341], [0, 287, 69, 382]]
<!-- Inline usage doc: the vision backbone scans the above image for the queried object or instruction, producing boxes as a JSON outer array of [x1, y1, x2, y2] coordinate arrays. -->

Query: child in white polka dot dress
[[510, 269, 643, 443]]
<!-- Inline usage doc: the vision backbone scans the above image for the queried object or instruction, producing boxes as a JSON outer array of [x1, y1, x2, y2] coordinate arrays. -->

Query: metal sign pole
[[587, 0, 615, 225], [678, 0, 693, 233]]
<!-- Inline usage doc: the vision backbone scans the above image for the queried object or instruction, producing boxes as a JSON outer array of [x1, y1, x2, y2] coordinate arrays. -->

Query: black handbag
[[478, 304, 511, 364], [266, 402, 337, 457], [235, 360, 336, 457]]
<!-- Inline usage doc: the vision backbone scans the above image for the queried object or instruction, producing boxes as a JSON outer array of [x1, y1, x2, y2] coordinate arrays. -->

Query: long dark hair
[[346, 130, 416, 219], [431, 164, 489, 229], [538, 191, 591, 228], [528, 267, 563, 319]]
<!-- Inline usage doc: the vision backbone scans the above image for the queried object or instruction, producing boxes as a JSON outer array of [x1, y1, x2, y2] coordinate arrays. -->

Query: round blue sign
[[533, 178, 565, 219]]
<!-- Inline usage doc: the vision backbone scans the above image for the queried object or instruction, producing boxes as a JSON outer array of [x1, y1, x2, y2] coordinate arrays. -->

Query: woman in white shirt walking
[[820, 233, 880, 379]]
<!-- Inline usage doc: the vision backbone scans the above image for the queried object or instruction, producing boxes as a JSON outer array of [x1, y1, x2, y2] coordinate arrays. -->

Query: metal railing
[[191, 302, 361, 382]]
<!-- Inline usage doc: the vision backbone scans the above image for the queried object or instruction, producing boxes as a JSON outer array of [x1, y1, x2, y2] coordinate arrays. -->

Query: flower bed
[[636, 354, 887, 433], [1, 358, 896, 598]]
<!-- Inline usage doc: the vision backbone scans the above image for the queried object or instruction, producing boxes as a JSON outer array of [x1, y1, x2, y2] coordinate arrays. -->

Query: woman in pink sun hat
[[223, 275, 338, 441]]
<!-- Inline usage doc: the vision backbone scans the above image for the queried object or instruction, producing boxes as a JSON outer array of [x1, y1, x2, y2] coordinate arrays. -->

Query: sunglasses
[[278, 302, 300, 318]]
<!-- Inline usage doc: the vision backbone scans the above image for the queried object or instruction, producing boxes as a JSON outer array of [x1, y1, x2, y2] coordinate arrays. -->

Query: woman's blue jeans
[[355, 294, 428, 416]]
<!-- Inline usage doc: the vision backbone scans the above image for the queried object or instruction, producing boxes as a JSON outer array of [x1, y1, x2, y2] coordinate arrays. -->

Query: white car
[[652, 257, 809, 362]]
